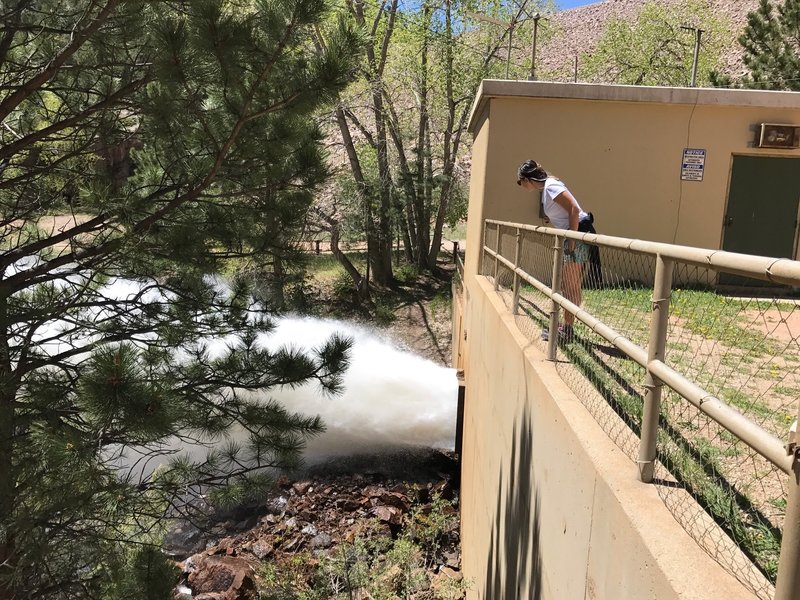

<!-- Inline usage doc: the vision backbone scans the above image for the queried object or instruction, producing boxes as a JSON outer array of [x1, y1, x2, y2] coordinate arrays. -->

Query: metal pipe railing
[[512, 227, 522, 315], [492, 222, 500, 291], [481, 222, 800, 599], [775, 396, 800, 600], [485, 219, 800, 286], [638, 255, 673, 483], [486, 247, 649, 365], [547, 235, 564, 360], [484, 242, 793, 474]]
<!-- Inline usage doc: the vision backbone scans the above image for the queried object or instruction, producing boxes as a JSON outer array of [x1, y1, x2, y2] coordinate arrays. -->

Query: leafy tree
[[0, 1, 360, 597], [314, 0, 543, 297], [581, 0, 729, 86], [737, 0, 800, 90]]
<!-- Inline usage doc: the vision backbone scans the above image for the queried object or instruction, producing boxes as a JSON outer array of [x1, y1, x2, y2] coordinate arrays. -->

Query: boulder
[[187, 555, 257, 600], [163, 521, 204, 559]]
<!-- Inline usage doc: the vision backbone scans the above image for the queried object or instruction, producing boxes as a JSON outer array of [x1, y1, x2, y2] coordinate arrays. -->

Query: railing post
[[494, 223, 502, 291], [453, 240, 459, 264], [775, 400, 800, 600], [512, 228, 522, 314], [481, 220, 488, 276], [547, 234, 564, 361], [638, 254, 674, 483]]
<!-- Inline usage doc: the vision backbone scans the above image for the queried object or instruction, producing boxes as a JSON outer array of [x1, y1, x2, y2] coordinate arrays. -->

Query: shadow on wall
[[484, 410, 542, 599]]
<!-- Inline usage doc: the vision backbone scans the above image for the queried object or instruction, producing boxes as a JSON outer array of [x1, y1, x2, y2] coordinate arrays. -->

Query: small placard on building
[[681, 148, 706, 181]]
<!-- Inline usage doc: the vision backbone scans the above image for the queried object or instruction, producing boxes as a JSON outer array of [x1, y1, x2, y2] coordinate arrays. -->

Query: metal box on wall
[[756, 123, 799, 149]]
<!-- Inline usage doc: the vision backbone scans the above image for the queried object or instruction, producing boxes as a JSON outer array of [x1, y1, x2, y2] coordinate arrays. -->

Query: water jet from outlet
[[253, 316, 458, 461]]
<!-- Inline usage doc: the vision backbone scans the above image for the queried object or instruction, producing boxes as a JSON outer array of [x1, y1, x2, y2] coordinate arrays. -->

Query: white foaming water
[[119, 316, 457, 476], [258, 316, 458, 459], [28, 275, 457, 469]]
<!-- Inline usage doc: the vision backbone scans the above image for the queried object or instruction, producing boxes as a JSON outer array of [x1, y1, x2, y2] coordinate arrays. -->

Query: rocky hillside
[[538, 0, 759, 80]]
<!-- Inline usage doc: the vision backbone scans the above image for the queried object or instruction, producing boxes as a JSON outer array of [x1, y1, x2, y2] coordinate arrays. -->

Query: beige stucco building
[[466, 81, 800, 282], [454, 82, 800, 599]]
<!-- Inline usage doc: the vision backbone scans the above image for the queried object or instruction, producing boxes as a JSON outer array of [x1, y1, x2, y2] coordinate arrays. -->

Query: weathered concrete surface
[[456, 276, 761, 599]]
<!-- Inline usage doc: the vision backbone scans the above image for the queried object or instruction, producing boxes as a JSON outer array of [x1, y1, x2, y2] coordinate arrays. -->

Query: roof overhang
[[467, 80, 800, 134]]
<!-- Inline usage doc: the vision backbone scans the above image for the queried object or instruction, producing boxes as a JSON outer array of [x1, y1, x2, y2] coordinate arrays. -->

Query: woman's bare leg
[[562, 262, 584, 326]]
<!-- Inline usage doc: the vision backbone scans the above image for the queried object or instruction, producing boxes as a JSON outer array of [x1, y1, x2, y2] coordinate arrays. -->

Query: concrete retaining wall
[[457, 275, 760, 600]]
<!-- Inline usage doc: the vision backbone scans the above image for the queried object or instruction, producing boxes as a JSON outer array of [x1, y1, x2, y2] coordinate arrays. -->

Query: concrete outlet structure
[[453, 81, 800, 599]]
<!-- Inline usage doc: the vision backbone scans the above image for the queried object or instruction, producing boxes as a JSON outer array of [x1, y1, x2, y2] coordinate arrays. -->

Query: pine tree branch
[[0, 75, 150, 161], [0, 0, 34, 65], [0, 131, 99, 190], [0, 0, 121, 124], [240, 92, 302, 123], [0, 179, 188, 292], [0, 214, 112, 273], [129, 9, 308, 237]]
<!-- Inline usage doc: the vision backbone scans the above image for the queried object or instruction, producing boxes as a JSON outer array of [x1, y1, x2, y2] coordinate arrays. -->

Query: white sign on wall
[[681, 148, 706, 181]]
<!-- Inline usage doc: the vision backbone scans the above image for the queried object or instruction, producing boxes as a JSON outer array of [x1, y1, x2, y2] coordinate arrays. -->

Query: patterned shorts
[[563, 240, 591, 264]]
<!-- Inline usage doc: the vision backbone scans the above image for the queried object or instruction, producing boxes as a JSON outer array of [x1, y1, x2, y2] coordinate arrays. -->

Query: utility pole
[[507, 25, 514, 79], [680, 25, 704, 87], [529, 13, 545, 80]]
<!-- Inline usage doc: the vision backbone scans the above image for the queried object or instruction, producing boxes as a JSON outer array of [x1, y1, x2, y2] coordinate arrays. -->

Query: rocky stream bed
[[165, 450, 464, 599]]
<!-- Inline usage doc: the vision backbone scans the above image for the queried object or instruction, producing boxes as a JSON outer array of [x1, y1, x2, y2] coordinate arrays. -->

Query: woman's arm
[[553, 190, 581, 251]]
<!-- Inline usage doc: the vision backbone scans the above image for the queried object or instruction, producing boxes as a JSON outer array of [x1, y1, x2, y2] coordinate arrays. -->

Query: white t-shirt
[[542, 177, 587, 230]]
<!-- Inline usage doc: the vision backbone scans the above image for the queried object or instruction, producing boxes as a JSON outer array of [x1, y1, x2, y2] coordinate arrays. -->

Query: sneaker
[[541, 324, 575, 343]]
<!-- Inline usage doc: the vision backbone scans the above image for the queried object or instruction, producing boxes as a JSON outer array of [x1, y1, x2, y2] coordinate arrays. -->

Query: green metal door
[[720, 156, 800, 287]]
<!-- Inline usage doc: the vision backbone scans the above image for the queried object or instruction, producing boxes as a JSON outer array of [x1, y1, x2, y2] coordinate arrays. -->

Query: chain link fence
[[480, 220, 800, 600]]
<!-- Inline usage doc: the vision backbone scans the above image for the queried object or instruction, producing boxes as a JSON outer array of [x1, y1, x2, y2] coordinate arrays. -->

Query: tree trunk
[[427, 0, 460, 269], [330, 224, 370, 303], [0, 297, 17, 600], [396, 199, 414, 263], [271, 254, 286, 310], [370, 86, 395, 286], [414, 3, 431, 271], [332, 105, 373, 294]]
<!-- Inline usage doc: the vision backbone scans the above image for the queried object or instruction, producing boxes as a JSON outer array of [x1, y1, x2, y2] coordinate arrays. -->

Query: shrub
[[374, 302, 396, 325], [395, 264, 419, 284]]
